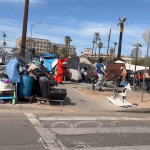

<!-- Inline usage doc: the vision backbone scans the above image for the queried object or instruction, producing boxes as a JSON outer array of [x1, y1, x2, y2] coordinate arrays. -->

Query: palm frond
[[117, 23, 120, 26], [122, 18, 127, 22], [118, 18, 121, 22]]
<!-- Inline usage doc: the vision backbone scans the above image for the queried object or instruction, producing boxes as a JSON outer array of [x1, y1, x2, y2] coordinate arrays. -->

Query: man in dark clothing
[[92, 57, 107, 91]]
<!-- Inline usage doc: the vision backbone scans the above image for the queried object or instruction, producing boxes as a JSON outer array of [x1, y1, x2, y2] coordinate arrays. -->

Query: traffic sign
[[143, 26, 150, 45]]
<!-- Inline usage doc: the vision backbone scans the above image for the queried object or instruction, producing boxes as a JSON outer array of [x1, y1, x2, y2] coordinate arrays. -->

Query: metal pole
[[113, 44, 116, 60], [31, 24, 33, 50], [141, 32, 150, 102], [133, 46, 139, 90], [21, 0, 29, 58], [106, 29, 111, 63]]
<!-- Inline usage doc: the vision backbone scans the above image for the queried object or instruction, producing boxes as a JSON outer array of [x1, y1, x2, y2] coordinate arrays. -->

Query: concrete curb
[[0, 104, 50, 110]]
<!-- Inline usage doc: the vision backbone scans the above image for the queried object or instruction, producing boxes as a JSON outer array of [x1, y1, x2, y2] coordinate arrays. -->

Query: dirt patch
[[77, 89, 150, 109], [77, 89, 112, 100]]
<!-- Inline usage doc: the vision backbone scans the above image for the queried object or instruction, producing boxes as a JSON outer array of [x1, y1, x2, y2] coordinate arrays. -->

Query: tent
[[37, 53, 59, 59], [36, 53, 59, 71]]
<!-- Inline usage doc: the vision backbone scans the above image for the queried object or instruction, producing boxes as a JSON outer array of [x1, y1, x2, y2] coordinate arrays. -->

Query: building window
[[41, 42, 43, 44], [37, 45, 39, 47], [40, 49, 42, 51], [37, 41, 39, 44], [44, 46, 46, 48], [37, 49, 39, 51], [40, 45, 43, 48], [44, 42, 46, 44], [44, 49, 46, 51]]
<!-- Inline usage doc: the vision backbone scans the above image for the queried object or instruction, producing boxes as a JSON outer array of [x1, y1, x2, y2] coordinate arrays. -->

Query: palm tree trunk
[[117, 31, 123, 60], [92, 43, 94, 55], [65, 45, 67, 58], [94, 42, 97, 61], [68, 44, 70, 57], [99, 47, 101, 58]]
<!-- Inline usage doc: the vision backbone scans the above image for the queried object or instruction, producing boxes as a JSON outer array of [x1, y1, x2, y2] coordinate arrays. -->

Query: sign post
[[141, 27, 150, 102]]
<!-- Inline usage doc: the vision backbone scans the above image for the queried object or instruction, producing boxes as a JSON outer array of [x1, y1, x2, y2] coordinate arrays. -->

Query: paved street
[[0, 109, 150, 150], [0, 83, 150, 150]]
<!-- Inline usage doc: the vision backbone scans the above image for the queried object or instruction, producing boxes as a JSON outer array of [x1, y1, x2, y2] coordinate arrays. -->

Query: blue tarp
[[43, 58, 57, 71], [37, 53, 59, 59], [6, 59, 20, 83]]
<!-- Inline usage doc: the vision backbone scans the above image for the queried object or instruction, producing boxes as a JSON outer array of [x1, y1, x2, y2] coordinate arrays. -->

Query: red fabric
[[54, 58, 68, 83], [138, 74, 143, 80]]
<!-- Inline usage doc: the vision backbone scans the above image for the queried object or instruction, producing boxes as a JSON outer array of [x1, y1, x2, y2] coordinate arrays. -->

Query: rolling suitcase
[[49, 89, 67, 100], [39, 76, 51, 98], [39, 76, 66, 100]]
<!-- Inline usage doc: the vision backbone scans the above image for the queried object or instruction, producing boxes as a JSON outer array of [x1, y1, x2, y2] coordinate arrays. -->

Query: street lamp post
[[30, 22, 43, 49], [132, 41, 142, 90]]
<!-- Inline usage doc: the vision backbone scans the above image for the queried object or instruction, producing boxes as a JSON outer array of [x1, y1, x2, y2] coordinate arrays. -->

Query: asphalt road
[[1, 109, 150, 150], [0, 82, 150, 149]]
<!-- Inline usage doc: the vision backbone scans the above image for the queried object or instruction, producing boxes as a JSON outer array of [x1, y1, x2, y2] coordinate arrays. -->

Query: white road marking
[[25, 113, 66, 150], [39, 116, 150, 121], [50, 127, 150, 135], [25, 114, 150, 150], [68, 145, 150, 150]]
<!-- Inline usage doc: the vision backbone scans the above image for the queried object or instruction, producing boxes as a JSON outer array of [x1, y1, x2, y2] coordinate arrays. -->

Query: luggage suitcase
[[39, 76, 63, 99], [39, 76, 51, 98], [49, 89, 67, 100]]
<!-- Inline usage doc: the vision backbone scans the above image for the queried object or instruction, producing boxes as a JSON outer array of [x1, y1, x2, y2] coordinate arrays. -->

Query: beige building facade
[[15, 37, 76, 55], [82, 48, 132, 63]]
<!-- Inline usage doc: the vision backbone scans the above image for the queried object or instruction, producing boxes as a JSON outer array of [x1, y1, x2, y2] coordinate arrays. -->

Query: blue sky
[[0, 0, 150, 57]]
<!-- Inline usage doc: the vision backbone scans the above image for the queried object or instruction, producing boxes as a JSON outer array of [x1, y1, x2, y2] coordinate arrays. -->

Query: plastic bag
[[6, 59, 20, 83]]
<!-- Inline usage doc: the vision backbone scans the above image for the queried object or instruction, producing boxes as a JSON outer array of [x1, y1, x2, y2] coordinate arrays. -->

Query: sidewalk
[[67, 81, 150, 109], [0, 81, 150, 112]]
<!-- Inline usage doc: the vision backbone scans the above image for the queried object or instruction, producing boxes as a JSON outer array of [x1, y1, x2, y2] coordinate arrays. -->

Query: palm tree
[[98, 42, 103, 58], [117, 18, 127, 60], [92, 39, 96, 55], [65, 36, 72, 57], [93, 32, 101, 60]]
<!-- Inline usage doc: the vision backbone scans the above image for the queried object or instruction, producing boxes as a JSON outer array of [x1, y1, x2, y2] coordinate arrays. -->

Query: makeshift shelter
[[35, 53, 59, 72], [66, 57, 82, 81], [66, 57, 97, 82]]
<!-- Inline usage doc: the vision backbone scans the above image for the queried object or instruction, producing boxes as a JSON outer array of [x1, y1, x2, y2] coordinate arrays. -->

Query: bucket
[[120, 81, 127, 86], [18, 75, 34, 97]]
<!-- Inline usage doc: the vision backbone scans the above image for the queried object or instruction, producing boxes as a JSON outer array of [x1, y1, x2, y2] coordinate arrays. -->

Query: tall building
[[15, 37, 76, 55], [84, 48, 91, 58], [131, 48, 142, 59]]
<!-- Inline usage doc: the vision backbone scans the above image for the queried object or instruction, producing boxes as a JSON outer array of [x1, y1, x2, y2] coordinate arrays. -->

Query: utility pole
[[20, 0, 29, 58], [106, 29, 111, 63], [3, 32, 7, 54]]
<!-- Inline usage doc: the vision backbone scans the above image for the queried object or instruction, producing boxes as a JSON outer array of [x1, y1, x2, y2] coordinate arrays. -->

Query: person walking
[[92, 57, 107, 91]]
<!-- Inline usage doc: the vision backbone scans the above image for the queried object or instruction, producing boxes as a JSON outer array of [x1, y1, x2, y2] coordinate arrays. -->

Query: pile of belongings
[[0, 53, 67, 104]]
